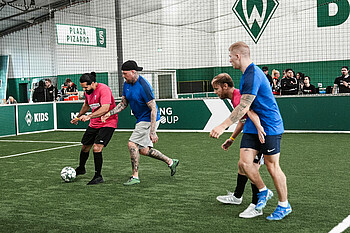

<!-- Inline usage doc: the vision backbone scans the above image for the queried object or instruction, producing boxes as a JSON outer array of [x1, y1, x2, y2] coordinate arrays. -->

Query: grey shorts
[[129, 121, 160, 148]]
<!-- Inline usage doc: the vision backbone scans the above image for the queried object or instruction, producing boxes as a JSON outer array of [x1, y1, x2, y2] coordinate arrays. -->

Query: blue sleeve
[[139, 78, 155, 102], [122, 83, 126, 97], [240, 66, 259, 96]]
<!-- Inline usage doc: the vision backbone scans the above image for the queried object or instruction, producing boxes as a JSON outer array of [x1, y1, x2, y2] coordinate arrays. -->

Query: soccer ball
[[60, 167, 76, 182]]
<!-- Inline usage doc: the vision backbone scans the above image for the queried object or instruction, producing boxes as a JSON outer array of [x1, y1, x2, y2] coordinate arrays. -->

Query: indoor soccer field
[[0, 131, 348, 232]]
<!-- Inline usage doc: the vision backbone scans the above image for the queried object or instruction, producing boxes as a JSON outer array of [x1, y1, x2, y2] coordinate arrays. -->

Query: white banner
[[56, 24, 106, 47]]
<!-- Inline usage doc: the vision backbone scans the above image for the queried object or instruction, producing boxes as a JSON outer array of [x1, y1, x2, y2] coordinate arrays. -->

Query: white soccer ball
[[60, 167, 76, 182]]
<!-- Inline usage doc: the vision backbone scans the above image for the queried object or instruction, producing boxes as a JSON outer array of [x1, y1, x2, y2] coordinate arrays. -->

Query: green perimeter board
[[0, 105, 16, 136], [276, 95, 350, 131], [17, 103, 54, 133], [56, 100, 211, 130]]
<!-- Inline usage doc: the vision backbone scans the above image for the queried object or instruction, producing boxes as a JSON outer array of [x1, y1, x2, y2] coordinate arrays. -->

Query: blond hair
[[229, 41, 250, 57], [272, 69, 280, 79]]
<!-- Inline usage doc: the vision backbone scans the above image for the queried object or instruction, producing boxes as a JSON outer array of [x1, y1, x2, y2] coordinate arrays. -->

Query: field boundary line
[[0, 140, 81, 144], [329, 215, 350, 233], [0, 144, 81, 159]]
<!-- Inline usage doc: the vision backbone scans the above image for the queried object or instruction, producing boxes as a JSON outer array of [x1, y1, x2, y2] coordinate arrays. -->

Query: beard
[[85, 89, 94, 95]]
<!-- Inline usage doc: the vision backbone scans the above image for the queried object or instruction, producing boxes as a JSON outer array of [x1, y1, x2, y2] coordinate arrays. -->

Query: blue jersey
[[123, 75, 160, 123], [239, 63, 284, 135]]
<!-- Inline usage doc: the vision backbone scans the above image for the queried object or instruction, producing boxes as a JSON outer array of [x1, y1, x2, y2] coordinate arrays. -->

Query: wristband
[[75, 117, 79, 120], [230, 136, 235, 141]]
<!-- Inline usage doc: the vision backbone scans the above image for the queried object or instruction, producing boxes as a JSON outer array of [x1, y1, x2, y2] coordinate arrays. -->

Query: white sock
[[132, 176, 139, 179], [168, 160, 174, 167], [278, 201, 289, 207], [259, 186, 267, 192]]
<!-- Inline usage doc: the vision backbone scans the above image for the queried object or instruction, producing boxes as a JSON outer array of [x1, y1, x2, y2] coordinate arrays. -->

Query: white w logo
[[242, 0, 267, 29], [232, 0, 279, 43]]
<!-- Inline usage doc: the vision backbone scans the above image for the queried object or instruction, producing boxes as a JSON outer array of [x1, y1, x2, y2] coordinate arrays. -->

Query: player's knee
[[128, 141, 137, 149], [93, 144, 103, 153], [81, 145, 91, 152], [238, 160, 248, 171], [145, 148, 154, 156]]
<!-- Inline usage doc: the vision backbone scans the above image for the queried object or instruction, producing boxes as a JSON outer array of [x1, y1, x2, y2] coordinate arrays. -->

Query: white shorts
[[129, 121, 160, 148]]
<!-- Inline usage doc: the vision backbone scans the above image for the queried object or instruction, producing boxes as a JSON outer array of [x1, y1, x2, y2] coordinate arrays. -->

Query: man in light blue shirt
[[102, 60, 179, 185]]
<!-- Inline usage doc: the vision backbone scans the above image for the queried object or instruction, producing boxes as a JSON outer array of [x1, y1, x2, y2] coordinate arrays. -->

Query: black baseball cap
[[121, 60, 143, 71]]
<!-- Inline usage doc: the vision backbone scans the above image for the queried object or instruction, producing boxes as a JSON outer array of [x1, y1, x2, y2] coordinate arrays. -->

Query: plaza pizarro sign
[[232, 0, 279, 43]]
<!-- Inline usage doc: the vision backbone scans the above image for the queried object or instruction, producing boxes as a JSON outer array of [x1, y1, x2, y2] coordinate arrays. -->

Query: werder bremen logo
[[232, 0, 279, 43], [25, 110, 33, 126]]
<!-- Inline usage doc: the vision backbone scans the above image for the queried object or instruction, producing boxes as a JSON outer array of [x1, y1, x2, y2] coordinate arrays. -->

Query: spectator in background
[[59, 81, 68, 101], [33, 80, 46, 102], [271, 69, 281, 95], [65, 78, 78, 95], [332, 66, 350, 94], [5, 96, 17, 104], [262, 66, 273, 87], [45, 79, 58, 101], [301, 76, 316, 94], [296, 72, 304, 94], [280, 68, 298, 95]]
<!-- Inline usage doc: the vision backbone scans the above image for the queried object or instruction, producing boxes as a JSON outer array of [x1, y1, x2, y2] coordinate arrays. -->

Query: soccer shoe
[[216, 191, 242, 205], [87, 175, 104, 185], [239, 203, 263, 218], [75, 166, 86, 176], [170, 159, 179, 176], [266, 203, 292, 220], [123, 177, 140, 186], [255, 189, 273, 210]]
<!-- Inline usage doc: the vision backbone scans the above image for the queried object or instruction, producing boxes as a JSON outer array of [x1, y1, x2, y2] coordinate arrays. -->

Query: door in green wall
[[19, 83, 28, 103]]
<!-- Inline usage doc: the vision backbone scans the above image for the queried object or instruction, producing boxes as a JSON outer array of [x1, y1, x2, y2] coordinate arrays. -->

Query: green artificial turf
[[0, 131, 349, 232]]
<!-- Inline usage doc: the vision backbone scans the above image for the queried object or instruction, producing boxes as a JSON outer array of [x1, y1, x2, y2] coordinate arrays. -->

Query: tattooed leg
[[128, 141, 140, 177], [140, 147, 172, 165]]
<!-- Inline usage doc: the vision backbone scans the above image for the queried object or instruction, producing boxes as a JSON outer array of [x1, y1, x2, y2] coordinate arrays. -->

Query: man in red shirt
[[70, 72, 118, 185]]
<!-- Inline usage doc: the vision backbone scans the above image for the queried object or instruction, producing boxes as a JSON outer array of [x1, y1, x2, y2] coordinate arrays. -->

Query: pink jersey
[[84, 83, 118, 128], [231, 88, 247, 119]]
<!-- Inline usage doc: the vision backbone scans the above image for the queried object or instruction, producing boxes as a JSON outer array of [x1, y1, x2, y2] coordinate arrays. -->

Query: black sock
[[79, 151, 90, 168], [234, 173, 248, 198], [93, 152, 103, 177], [251, 183, 259, 205]]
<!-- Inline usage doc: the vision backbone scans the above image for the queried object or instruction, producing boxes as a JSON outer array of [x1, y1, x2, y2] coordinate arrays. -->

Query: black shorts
[[240, 133, 282, 155], [81, 126, 115, 147]]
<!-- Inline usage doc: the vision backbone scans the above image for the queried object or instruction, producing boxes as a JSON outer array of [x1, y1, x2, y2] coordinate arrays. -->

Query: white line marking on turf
[[0, 140, 81, 144], [329, 215, 350, 233], [0, 144, 81, 159]]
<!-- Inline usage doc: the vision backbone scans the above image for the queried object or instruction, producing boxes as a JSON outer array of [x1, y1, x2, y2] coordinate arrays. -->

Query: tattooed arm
[[146, 99, 158, 143], [210, 94, 255, 138], [101, 96, 128, 122]]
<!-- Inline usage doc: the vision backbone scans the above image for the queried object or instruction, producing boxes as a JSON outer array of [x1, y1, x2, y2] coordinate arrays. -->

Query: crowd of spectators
[[262, 66, 350, 96], [32, 78, 80, 102]]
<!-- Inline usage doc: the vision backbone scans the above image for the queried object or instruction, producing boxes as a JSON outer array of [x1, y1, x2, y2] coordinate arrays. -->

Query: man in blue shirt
[[210, 42, 291, 220], [102, 60, 179, 185]]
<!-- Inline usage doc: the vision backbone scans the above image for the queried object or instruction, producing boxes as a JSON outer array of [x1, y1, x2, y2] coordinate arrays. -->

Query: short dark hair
[[80, 72, 96, 85], [304, 76, 311, 81], [262, 66, 268, 72], [212, 73, 234, 88], [342, 66, 349, 70]]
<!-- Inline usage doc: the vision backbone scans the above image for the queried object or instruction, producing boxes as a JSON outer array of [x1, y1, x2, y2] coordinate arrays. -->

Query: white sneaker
[[239, 203, 263, 218], [216, 191, 242, 204]]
